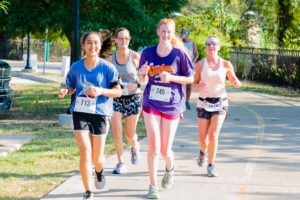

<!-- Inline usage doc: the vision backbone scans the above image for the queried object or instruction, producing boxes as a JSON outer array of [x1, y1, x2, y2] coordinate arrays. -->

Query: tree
[[3, 0, 188, 59], [0, 0, 9, 14]]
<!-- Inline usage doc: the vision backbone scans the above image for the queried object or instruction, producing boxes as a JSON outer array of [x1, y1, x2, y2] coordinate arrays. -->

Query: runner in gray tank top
[[181, 28, 199, 110], [106, 27, 142, 174]]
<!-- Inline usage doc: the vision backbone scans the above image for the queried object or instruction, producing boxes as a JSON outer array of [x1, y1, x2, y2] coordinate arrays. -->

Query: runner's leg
[[74, 130, 92, 192], [143, 111, 161, 186]]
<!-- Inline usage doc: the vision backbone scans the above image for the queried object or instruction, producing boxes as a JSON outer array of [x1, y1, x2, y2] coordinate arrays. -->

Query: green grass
[[0, 83, 146, 199], [227, 80, 300, 101]]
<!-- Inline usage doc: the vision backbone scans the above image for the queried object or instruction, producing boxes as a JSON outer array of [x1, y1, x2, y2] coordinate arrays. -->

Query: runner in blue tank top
[[58, 31, 121, 200]]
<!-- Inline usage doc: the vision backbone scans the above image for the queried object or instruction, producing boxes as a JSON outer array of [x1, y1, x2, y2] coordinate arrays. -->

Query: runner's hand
[[127, 82, 137, 92], [139, 61, 149, 75], [58, 88, 68, 98], [233, 80, 241, 88], [199, 82, 208, 88], [160, 71, 172, 83], [87, 86, 102, 97]]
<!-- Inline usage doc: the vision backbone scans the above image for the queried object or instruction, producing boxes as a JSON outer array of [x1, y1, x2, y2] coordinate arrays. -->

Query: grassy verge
[[227, 80, 300, 101], [0, 83, 145, 200]]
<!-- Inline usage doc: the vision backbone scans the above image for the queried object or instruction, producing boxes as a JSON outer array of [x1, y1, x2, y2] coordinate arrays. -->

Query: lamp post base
[[22, 68, 35, 73]]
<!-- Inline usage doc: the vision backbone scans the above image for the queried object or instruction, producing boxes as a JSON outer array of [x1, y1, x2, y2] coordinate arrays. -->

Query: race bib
[[204, 101, 222, 112], [74, 97, 97, 114], [149, 85, 171, 102]]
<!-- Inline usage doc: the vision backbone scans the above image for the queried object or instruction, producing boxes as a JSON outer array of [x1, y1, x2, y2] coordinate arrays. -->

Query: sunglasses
[[117, 37, 131, 41], [205, 41, 218, 46]]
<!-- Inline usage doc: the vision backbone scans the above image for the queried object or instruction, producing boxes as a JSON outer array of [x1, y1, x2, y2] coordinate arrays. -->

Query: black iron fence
[[230, 47, 300, 88], [0, 39, 70, 62]]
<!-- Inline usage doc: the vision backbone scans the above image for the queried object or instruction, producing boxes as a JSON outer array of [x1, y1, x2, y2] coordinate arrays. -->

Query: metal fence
[[230, 47, 300, 88], [0, 39, 70, 62]]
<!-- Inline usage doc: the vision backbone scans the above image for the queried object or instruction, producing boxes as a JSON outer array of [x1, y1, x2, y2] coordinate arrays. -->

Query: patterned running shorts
[[196, 106, 228, 120], [113, 93, 142, 117]]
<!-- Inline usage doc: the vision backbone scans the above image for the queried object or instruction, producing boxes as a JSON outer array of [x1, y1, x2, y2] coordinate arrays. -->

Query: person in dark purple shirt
[[138, 18, 194, 199]]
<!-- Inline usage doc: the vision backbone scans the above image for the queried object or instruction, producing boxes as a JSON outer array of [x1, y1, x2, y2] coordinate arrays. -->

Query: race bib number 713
[[74, 97, 97, 114]]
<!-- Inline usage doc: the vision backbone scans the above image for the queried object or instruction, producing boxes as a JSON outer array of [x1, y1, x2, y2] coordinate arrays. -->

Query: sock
[[200, 150, 205, 155], [95, 168, 103, 175], [166, 166, 174, 172]]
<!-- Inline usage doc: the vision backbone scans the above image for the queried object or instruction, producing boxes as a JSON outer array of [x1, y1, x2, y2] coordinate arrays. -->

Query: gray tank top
[[112, 50, 141, 96]]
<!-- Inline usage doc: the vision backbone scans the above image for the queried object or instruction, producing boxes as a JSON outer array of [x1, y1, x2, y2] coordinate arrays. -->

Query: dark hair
[[81, 31, 101, 44], [98, 29, 114, 58], [115, 27, 130, 38]]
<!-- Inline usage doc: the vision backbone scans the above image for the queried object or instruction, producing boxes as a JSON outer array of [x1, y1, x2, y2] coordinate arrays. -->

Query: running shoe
[[112, 162, 127, 174], [207, 164, 218, 177], [131, 142, 141, 164], [185, 101, 191, 110], [148, 185, 159, 199], [197, 150, 207, 167], [94, 170, 105, 189], [161, 167, 174, 189], [83, 191, 94, 200]]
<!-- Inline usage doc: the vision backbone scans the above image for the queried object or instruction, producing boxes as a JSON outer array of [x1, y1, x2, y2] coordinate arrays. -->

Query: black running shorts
[[72, 112, 109, 136]]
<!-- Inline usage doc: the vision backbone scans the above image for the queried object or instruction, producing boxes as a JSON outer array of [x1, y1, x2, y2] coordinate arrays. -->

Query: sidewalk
[[3, 59, 300, 199], [41, 89, 300, 200]]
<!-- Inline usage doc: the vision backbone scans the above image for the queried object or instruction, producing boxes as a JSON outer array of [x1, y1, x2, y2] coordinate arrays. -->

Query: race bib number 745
[[149, 85, 171, 102]]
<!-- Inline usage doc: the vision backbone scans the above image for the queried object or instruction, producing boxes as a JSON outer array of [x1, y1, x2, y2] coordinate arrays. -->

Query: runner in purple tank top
[[138, 18, 194, 199]]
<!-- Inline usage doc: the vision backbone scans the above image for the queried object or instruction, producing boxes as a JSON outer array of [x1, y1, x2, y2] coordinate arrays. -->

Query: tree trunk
[[277, 0, 292, 47]]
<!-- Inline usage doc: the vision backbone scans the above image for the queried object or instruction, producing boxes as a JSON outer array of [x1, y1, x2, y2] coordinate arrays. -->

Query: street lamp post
[[73, 0, 79, 64], [68, 0, 79, 114], [24, 32, 32, 70]]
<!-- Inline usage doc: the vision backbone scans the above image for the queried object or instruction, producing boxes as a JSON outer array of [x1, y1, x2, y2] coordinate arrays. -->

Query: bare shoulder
[[132, 50, 140, 68], [195, 59, 204, 70], [132, 51, 140, 60], [222, 59, 233, 70]]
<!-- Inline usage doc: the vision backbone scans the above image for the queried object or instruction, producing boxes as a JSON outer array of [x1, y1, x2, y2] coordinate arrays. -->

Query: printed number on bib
[[204, 101, 222, 112], [149, 85, 171, 102], [74, 97, 96, 114]]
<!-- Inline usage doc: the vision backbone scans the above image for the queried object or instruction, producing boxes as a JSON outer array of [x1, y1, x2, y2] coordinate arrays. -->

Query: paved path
[[41, 88, 300, 200], [4, 59, 62, 74]]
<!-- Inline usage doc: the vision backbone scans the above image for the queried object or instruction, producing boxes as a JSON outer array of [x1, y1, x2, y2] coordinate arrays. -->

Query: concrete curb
[[12, 72, 61, 83], [0, 134, 35, 157]]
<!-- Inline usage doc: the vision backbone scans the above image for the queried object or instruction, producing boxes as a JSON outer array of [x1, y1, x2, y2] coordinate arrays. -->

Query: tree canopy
[[179, 0, 300, 49], [0, 0, 188, 53]]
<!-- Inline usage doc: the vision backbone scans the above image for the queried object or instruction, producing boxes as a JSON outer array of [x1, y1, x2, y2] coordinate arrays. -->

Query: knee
[[125, 131, 136, 142], [148, 145, 159, 158], [208, 132, 219, 142], [80, 150, 91, 162]]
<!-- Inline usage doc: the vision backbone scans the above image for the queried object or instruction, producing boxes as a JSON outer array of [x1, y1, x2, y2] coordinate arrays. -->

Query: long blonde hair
[[158, 18, 192, 59]]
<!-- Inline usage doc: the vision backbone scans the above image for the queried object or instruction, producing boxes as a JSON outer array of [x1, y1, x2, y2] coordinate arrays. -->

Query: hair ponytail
[[171, 36, 192, 60]]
